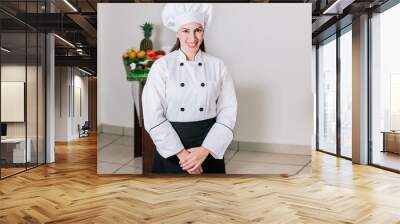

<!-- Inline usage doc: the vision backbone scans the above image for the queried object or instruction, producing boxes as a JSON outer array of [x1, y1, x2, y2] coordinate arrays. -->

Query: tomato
[[156, 50, 166, 56]]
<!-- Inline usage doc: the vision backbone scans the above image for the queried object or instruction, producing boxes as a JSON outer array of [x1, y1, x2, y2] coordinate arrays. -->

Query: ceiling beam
[[322, 0, 356, 14], [67, 13, 97, 39], [55, 55, 96, 72]]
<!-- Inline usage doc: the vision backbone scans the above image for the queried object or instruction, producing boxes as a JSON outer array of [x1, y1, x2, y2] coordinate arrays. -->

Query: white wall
[[55, 67, 89, 141], [55, 67, 69, 141], [72, 73, 89, 138], [1, 64, 46, 163], [98, 3, 313, 150], [1, 65, 37, 138]]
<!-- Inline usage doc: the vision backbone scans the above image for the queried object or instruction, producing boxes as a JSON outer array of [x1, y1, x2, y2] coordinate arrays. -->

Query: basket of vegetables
[[123, 48, 166, 81]]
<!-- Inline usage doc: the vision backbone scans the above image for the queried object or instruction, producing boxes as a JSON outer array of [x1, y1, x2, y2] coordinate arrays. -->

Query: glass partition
[[0, 1, 46, 179], [0, 30, 28, 178]]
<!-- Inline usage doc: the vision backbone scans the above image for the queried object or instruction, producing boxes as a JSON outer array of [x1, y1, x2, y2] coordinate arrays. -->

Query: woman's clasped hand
[[177, 147, 210, 174]]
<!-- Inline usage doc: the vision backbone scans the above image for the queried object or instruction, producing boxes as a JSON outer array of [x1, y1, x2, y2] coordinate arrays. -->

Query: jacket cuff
[[201, 123, 233, 159], [148, 121, 185, 158]]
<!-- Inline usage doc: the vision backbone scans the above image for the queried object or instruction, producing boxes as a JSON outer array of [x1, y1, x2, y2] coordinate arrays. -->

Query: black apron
[[152, 117, 226, 174]]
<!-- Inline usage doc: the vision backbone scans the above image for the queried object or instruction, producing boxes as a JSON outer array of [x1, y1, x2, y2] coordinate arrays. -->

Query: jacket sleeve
[[142, 60, 185, 158], [201, 64, 238, 159]]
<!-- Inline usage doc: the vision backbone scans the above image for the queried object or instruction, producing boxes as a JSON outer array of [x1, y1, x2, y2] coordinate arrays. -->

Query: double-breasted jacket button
[[180, 107, 185, 112], [201, 82, 205, 87], [180, 62, 184, 66], [198, 62, 202, 66], [180, 82, 185, 87], [199, 107, 204, 111]]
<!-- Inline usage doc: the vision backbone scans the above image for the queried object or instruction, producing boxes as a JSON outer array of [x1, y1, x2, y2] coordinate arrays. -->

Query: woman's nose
[[188, 32, 196, 41]]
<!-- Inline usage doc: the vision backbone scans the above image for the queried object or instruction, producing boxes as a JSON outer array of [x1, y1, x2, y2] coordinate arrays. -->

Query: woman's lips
[[187, 43, 197, 48]]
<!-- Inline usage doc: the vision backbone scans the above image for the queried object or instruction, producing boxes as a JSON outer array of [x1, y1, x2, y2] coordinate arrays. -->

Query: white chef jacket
[[142, 49, 237, 159]]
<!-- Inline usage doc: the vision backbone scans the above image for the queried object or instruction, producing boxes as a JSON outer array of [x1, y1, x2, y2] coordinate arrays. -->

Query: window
[[339, 28, 352, 158], [317, 36, 337, 154], [370, 2, 400, 171]]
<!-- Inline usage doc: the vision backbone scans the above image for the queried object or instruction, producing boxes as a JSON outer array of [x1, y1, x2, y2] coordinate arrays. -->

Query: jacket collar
[[177, 48, 204, 62]]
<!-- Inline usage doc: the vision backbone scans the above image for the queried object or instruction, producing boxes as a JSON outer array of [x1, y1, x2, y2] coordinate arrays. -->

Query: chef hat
[[162, 3, 212, 32]]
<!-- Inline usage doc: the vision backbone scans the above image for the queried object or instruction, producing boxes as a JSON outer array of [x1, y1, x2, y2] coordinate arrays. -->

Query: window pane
[[340, 29, 352, 158], [371, 3, 400, 171], [318, 37, 337, 154]]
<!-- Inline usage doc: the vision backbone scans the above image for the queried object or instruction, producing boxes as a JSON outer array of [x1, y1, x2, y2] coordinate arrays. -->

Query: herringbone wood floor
[[1, 134, 400, 223]]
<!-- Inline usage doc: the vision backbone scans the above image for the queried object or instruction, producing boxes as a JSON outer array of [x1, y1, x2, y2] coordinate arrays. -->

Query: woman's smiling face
[[176, 22, 204, 55]]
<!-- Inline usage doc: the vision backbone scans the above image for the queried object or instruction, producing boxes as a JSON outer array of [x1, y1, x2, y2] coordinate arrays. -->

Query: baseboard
[[228, 141, 239, 151], [97, 126, 310, 155], [98, 124, 134, 137], [228, 140, 311, 155]]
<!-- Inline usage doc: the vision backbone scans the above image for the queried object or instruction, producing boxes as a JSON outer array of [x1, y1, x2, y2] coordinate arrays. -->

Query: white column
[[352, 14, 369, 164], [46, 32, 55, 163]]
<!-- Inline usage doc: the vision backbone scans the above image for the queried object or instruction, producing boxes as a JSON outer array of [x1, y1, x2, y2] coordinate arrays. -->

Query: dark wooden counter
[[133, 80, 155, 174]]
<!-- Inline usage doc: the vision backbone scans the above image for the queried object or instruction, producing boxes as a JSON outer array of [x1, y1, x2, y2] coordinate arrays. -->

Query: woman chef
[[142, 3, 237, 174]]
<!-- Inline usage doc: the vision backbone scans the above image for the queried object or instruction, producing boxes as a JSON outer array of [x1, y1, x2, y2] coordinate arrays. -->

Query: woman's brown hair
[[170, 38, 206, 52]]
